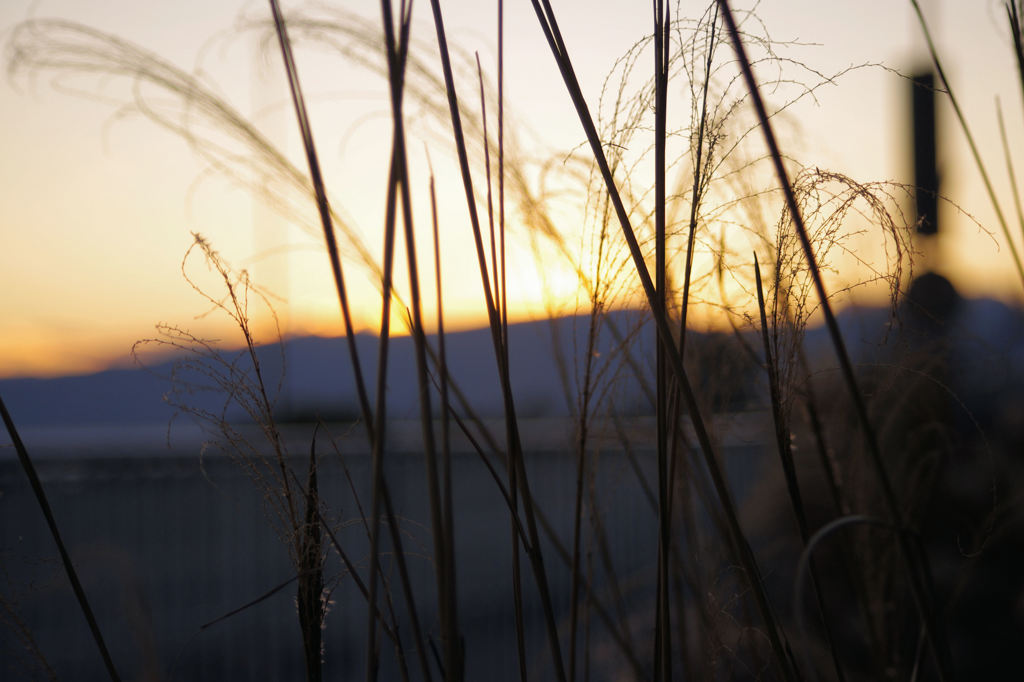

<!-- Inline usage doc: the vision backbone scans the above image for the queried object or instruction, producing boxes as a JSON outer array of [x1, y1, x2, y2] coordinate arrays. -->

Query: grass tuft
[[10, 1, 1024, 679]]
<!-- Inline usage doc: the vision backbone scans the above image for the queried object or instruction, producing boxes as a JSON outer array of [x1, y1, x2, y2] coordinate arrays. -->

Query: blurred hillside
[[1, 298, 1022, 450]]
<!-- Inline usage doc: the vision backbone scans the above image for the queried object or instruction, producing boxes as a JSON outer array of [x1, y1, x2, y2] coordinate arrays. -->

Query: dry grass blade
[[794, 358, 892, 675], [529, 491, 649, 680], [791, 515, 894, 680], [364, 4, 439, 681], [494, 4, 526, 677], [426, 1, 567, 678], [471, 40, 527, 681], [567, 303, 601, 682], [754, 256, 846, 682], [363, 105, 409, 682], [910, 0, 1024, 292], [753, 255, 808, 539], [1008, 1, 1024, 114], [721, 1, 953, 678], [996, 102, 1024, 246], [297, 434, 324, 682], [267, 0, 374, 426], [376, 4, 463, 681], [268, 3, 434, 679], [497, 0, 509, 348], [529, 1, 796, 678], [380, 2, 460, 676], [200, 573, 305, 631], [9, 1, 1000, 677], [0, 396, 121, 682], [677, 5, 718, 360], [429, 166, 463, 681], [395, 62, 455, 682], [287, 449, 410, 678], [652, 2, 673, 679]]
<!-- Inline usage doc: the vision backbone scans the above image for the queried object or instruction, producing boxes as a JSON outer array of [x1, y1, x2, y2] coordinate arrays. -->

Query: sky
[[0, 0, 1021, 378]]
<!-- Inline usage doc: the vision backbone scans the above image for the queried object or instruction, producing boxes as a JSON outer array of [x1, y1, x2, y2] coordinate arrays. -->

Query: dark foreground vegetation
[[4, 1, 1024, 680]]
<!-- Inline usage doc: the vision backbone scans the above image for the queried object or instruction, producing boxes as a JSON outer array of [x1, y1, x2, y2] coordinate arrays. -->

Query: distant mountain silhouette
[[0, 310, 649, 429], [2, 299, 1022, 445]]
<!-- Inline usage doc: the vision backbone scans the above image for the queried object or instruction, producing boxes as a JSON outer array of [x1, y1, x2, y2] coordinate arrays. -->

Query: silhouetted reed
[[8, 1, 1024, 680]]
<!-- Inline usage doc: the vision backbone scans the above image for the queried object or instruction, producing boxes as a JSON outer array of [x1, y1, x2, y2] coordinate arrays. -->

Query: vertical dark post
[[912, 72, 939, 235], [898, 68, 959, 680], [907, 68, 958, 321]]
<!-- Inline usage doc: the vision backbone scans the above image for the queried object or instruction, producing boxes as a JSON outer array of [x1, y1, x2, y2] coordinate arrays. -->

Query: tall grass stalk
[[385, 0, 459, 674], [366, 3, 446, 680], [482, 43, 529, 682], [268, 3, 440, 680], [651, 3, 672, 680], [12, 1, 1010, 678], [667, 12, 718, 674], [1010, 1, 1024, 104], [753, 255, 809, 552], [297, 438, 324, 682], [567, 289, 600, 682], [910, 0, 1024, 292], [267, 0, 368, 417], [0, 396, 122, 682], [754, 255, 846, 682], [528, 1, 797, 678], [414, 316, 650, 678], [426, 1, 568, 678], [667, 8, 719, 535], [996, 103, 1024, 245], [720, 1, 954, 678], [429, 160, 462, 682], [493, 3, 527, 677], [794, 345, 891, 674], [791, 515, 894, 680]]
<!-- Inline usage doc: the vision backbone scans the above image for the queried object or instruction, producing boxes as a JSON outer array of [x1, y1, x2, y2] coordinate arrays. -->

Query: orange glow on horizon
[[2, 0, 1023, 381]]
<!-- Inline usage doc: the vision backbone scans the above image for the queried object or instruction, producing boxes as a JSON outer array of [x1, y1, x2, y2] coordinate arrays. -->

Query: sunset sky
[[1, 0, 1021, 378]]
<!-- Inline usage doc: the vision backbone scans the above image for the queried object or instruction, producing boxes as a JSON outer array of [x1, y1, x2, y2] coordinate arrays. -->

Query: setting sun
[[1, 0, 1022, 378]]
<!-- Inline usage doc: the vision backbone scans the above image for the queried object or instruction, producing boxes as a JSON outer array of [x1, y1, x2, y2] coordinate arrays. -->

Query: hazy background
[[1, 0, 1021, 378]]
